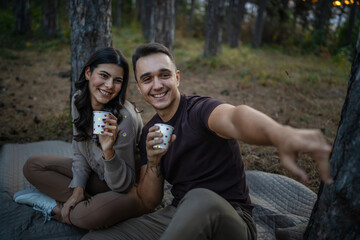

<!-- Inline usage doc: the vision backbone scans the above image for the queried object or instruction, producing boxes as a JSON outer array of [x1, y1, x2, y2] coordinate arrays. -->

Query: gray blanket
[[0, 140, 316, 239]]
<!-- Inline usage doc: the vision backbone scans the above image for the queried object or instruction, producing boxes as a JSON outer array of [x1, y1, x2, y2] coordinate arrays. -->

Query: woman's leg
[[23, 155, 74, 202], [23, 154, 142, 230]]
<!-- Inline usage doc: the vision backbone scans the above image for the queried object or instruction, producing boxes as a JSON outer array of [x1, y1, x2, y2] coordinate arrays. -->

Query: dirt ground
[[0, 47, 348, 192]]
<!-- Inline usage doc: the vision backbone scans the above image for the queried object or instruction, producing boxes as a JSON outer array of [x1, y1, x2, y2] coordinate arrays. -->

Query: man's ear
[[176, 70, 180, 87], [85, 66, 91, 80]]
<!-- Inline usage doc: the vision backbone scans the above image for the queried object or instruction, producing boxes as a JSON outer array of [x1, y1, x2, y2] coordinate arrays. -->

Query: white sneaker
[[14, 189, 57, 222]]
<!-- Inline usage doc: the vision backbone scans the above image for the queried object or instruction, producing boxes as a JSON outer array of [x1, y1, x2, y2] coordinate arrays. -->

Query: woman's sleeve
[[103, 103, 143, 192], [69, 140, 92, 189], [68, 92, 92, 189]]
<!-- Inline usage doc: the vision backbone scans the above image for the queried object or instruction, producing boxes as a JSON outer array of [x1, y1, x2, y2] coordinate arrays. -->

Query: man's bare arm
[[208, 104, 332, 184]]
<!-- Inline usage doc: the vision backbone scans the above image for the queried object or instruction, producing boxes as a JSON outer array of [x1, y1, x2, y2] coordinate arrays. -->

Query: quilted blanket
[[0, 140, 316, 239]]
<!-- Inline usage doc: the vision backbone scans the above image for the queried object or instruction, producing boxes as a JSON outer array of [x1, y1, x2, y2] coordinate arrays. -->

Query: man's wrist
[[270, 125, 294, 147], [146, 160, 162, 178]]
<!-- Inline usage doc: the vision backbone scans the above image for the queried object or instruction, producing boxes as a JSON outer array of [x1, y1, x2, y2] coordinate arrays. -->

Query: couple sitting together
[[13, 43, 332, 240]]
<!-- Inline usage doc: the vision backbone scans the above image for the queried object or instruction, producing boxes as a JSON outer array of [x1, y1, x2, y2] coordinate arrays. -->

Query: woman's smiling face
[[86, 63, 124, 110]]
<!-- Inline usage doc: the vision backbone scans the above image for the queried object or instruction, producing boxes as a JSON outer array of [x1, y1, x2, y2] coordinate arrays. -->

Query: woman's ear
[[85, 66, 91, 80]]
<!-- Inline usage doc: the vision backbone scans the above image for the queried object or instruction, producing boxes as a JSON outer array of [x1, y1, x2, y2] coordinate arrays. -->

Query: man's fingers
[[170, 134, 176, 143], [311, 145, 333, 185], [148, 125, 160, 133], [280, 154, 308, 183]]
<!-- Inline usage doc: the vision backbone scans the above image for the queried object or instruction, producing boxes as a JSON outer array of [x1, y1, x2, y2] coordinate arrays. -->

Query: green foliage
[[112, 23, 145, 68], [0, 1, 69, 57], [332, 47, 354, 72], [0, 8, 14, 33], [29, 1, 42, 32]]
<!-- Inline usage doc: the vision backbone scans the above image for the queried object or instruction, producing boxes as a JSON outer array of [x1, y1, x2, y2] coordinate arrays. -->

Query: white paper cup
[[153, 123, 174, 149], [93, 111, 110, 135]]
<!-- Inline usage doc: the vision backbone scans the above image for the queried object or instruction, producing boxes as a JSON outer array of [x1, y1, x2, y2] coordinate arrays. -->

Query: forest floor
[[0, 28, 351, 193]]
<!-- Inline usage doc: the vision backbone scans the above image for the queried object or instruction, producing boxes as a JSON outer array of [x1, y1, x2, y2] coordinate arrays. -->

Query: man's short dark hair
[[132, 43, 176, 81]]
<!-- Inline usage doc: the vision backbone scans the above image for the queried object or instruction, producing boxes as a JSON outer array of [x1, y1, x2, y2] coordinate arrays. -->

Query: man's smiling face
[[135, 53, 181, 116]]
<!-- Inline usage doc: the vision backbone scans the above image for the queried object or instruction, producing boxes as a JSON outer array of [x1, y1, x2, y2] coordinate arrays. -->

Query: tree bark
[[313, 0, 332, 46], [229, 0, 245, 48], [346, 5, 357, 47], [304, 29, 360, 239], [13, 0, 31, 34], [42, 0, 58, 38], [252, 0, 266, 48], [140, 0, 154, 41], [203, 0, 226, 57], [314, 0, 331, 32], [1, 0, 8, 10], [135, 0, 140, 21], [114, 0, 121, 27], [69, 0, 112, 97], [188, 0, 195, 36], [150, 0, 176, 52], [225, 0, 235, 44]]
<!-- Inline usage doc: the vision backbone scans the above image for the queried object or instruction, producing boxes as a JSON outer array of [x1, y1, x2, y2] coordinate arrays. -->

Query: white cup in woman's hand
[[93, 111, 111, 134]]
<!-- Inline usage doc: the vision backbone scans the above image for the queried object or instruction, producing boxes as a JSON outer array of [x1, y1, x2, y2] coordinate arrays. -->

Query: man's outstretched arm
[[208, 104, 332, 184]]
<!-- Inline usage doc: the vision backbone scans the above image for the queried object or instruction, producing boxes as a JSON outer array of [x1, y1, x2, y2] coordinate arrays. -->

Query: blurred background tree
[[0, 0, 359, 84]]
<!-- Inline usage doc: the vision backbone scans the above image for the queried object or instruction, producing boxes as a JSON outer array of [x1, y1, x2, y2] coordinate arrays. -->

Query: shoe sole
[[13, 188, 40, 201]]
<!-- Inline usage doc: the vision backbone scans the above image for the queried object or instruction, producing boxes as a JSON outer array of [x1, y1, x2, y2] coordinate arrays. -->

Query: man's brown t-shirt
[[140, 94, 253, 215]]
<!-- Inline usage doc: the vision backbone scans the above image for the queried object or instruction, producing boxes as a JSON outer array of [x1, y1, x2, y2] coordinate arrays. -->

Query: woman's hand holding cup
[[93, 111, 118, 159]]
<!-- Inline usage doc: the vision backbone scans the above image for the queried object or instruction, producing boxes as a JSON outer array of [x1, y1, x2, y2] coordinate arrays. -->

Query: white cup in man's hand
[[93, 111, 111, 135], [153, 123, 174, 150]]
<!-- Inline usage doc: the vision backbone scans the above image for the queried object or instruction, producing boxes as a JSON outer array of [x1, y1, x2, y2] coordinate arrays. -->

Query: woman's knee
[[23, 155, 41, 180]]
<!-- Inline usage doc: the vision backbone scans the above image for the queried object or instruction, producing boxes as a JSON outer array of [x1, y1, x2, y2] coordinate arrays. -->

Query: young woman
[[14, 47, 144, 229]]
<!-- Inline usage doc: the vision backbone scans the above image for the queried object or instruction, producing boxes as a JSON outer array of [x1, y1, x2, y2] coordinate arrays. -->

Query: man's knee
[[181, 188, 230, 215]]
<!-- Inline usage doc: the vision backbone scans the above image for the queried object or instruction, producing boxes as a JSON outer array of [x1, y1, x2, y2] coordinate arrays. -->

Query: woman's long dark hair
[[73, 47, 129, 142]]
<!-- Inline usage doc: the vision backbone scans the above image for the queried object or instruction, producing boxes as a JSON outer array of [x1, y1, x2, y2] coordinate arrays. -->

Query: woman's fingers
[[61, 205, 72, 225]]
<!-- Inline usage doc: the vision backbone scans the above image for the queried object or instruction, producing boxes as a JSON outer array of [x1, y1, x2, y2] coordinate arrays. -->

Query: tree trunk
[[313, 0, 331, 46], [135, 0, 140, 21], [252, 0, 266, 48], [346, 5, 357, 46], [114, 0, 121, 27], [69, 0, 112, 97], [225, 0, 235, 44], [203, 0, 226, 57], [42, 0, 58, 38], [314, 0, 331, 32], [230, 0, 245, 48], [140, 0, 154, 41], [304, 29, 360, 239], [188, 0, 195, 36], [150, 0, 176, 52], [13, 0, 31, 34], [1, 0, 8, 10]]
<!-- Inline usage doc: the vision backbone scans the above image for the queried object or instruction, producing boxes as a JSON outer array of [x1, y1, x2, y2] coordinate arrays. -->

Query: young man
[[83, 43, 332, 240]]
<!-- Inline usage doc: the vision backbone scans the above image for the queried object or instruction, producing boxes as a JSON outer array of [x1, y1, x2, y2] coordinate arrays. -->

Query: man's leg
[[81, 205, 176, 240], [160, 188, 257, 240]]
